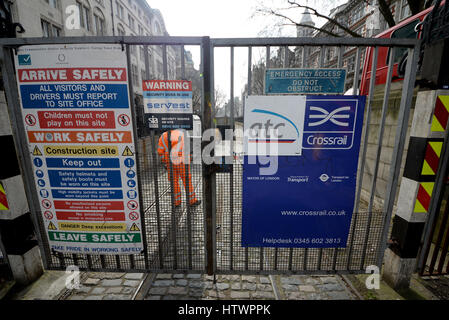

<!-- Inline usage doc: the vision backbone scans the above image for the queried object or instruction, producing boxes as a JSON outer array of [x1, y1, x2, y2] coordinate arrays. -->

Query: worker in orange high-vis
[[157, 129, 200, 208]]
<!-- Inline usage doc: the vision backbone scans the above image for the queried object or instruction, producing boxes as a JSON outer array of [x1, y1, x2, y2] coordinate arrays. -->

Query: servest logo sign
[[303, 98, 359, 150], [143, 80, 193, 114], [244, 96, 305, 156]]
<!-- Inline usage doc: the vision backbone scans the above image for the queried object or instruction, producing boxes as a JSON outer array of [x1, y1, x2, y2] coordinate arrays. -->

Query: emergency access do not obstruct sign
[[15, 44, 144, 255]]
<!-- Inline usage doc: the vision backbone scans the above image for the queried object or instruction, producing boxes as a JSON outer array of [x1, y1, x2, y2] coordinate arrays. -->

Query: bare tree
[[255, 0, 430, 37]]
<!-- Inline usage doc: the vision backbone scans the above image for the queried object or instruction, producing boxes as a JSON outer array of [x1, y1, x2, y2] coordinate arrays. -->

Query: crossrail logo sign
[[303, 98, 359, 150], [242, 95, 366, 248]]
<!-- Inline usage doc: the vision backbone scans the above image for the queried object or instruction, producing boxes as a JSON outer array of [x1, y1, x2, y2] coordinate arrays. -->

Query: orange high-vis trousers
[[167, 162, 197, 206], [158, 130, 197, 206]]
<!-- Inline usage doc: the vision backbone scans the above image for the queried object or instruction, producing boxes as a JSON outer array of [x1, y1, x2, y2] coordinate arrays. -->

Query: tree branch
[[285, 0, 362, 37], [256, 8, 343, 37], [377, 0, 396, 27]]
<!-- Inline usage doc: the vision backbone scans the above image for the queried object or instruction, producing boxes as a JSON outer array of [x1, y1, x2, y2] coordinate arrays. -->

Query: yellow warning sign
[[48, 221, 57, 230], [58, 222, 127, 232], [129, 223, 140, 231], [44, 145, 118, 157], [33, 146, 42, 156], [122, 146, 133, 156]]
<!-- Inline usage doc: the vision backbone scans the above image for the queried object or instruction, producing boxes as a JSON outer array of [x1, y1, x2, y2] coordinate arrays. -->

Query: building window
[[400, 0, 411, 20], [140, 46, 145, 60], [131, 64, 139, 86], [93, 9, 106, 35], [141, 69, 146, 82], [352, 4, 366, 24], [52, 25, 62, 37], [41, 20, 62, 37], [77, 1, 91, 31], [46, 0, 59, 9], [154, 21, 162, 35], [41, 20, 50, 37], [116, 1, 124, 19], [128, 14, 135, 31], [157, 61, 163, 76], [130, 45, 136, 56], [138, 25, 143, 35], [346, 56, 355, 72], [117, 24, 125, 36]]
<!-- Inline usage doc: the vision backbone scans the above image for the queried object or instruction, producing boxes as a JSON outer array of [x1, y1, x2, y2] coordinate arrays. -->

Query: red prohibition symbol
[[25, 114, 36, 126], [127, 200, 138, 210], [43, 211, 53, 220], [117, 114, 130, 126], [41, 199, 52, 209], [129, 211, 139, 221]]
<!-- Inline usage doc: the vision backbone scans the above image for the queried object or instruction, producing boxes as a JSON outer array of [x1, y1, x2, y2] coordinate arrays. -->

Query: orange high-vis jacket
[[157, 130, 185, 165]]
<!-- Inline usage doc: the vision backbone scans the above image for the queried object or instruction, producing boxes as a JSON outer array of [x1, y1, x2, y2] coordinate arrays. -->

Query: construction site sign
[[15, 44, 144, 255]]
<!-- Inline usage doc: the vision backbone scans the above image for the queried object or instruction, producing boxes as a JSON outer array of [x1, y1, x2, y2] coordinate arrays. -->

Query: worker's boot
[[189, 199, 201, 207]]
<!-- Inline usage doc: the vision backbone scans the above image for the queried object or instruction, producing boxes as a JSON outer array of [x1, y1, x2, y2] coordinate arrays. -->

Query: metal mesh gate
[[0, 36, 420, 274], [0, 36, 207, 273], [210, 38, 420, 274]]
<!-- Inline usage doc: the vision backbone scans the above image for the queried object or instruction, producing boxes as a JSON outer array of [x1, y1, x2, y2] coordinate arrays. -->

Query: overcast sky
[[147, 0, 348, 37], [145, 0, 346, 102], [148, 0, 275, 38]]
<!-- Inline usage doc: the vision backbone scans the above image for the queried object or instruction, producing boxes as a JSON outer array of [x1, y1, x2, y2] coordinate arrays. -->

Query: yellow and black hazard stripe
[[431, 95, 449, 132], [410, 96, 448, 213], [404, 137, 444, 182], [390, 95, 449, 259]]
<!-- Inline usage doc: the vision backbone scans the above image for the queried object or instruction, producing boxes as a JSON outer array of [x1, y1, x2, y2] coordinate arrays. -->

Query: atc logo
[[18, 54, 31, 65], [303, 98, 359, 150], [248, 109, 299, 144], [244, 95, 305, 156]]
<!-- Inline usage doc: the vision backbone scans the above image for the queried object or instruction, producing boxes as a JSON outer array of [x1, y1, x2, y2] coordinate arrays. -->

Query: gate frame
[[209, 36, 421, 275], [0, 35, 420, 275]]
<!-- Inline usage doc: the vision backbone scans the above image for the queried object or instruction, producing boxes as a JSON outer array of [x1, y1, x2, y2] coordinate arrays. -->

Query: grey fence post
[[201, 36, 215, 275]]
